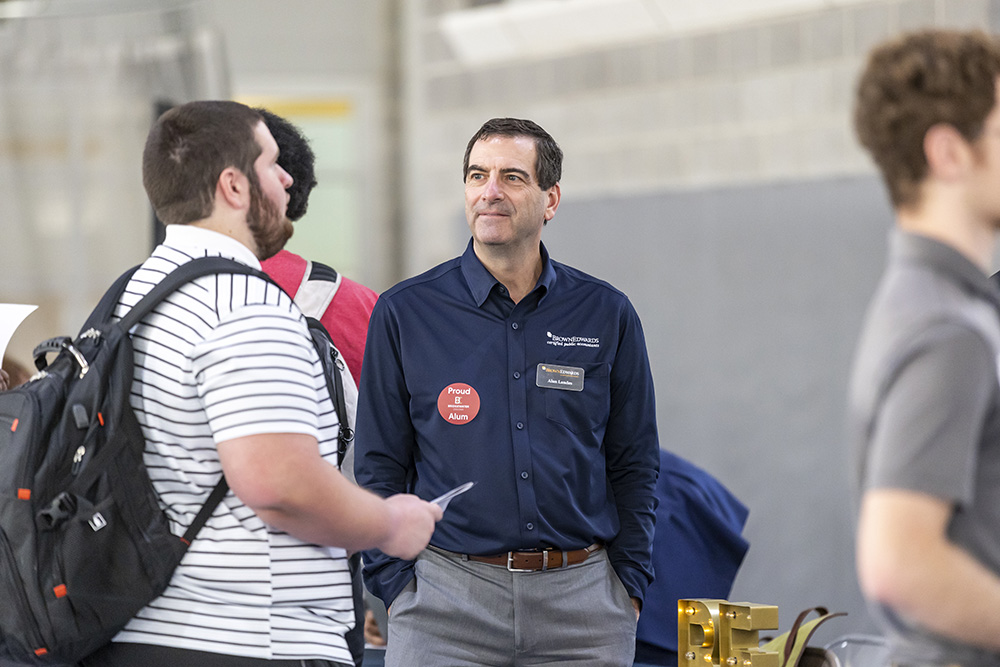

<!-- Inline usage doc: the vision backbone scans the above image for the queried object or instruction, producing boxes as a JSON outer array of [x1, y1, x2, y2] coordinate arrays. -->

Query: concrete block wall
[[402, 0, 997, 274]]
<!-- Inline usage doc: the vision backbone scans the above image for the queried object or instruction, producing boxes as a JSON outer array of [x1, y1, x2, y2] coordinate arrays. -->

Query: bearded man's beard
[[247, 181, 293, 261]]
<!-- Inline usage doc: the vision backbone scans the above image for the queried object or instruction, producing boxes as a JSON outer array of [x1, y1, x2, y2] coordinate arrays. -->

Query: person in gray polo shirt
[[848, 29, 1000, 666]]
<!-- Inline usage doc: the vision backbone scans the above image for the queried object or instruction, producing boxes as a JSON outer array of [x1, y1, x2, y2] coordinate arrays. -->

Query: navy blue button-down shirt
[[355, 241, 659, 605]]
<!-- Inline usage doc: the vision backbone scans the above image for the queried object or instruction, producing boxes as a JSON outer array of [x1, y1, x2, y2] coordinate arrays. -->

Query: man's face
[[966, 79, 1000, 230], [248, 121, 293, 260], [464, 135, 560, 253]]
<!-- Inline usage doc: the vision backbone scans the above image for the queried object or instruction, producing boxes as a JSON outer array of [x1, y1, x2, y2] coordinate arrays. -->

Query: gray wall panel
[[545, 175, 894, 639]]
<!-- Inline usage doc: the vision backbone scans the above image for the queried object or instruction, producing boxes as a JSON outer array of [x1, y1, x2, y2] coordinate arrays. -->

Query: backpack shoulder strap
[[294, 260, 342, 319], [181, 475, 231, 545], [118, 256, 262, 332], [81, 257, 265, 335], [305, 316, 354, 467], [79, 265, 141, 334]]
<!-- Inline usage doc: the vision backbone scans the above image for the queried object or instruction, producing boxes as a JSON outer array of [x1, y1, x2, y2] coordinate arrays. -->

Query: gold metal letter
[[678, 599, 724, 665], [719, 602, 780, 667]]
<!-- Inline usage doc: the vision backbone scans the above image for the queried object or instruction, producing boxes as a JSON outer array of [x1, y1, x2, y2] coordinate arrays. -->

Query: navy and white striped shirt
[[112, 224, 353, 664]]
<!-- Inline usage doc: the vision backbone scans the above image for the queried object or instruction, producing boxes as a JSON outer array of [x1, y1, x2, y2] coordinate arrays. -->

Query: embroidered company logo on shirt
[[546, 331, 600, 348]]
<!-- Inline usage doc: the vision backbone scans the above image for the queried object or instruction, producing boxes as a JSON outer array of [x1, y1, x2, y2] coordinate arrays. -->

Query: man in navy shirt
[[355, 117, 659, 665]]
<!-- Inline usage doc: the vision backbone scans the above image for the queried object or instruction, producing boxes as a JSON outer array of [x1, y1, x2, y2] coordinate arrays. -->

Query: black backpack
[[0, 256, 353, 665]]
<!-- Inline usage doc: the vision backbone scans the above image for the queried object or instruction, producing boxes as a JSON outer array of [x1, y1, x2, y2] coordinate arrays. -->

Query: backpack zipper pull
[[71, 446, 85, 474]]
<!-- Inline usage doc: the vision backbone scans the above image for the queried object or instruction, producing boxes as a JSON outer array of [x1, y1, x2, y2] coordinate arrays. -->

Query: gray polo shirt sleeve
[[864, 321, 997, 507]]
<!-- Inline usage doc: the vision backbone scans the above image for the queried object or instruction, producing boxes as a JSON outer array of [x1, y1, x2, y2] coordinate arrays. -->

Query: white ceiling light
[[440, 0, 876, 67]]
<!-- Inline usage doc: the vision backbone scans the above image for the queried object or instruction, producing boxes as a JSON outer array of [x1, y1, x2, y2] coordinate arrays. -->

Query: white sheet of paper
[[0, 304, 38, 364], [431, 481, 476, 512]]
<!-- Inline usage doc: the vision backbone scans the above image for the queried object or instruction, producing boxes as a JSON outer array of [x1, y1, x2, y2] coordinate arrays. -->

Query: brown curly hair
[[854, 29, 1000, 209]]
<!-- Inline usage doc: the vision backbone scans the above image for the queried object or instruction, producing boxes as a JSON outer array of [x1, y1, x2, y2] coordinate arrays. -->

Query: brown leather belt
[[463, 543, 602, 572]]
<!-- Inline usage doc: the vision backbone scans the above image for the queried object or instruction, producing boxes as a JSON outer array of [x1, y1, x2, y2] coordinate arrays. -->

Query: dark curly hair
[[255, 108, 318, 222], [854, 29, 1000, 209]]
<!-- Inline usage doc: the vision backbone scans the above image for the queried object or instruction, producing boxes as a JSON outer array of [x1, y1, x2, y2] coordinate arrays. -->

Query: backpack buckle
[[37, 492, 77, 530], [63, 342, 90, 379], [88, 512, 107, 532]]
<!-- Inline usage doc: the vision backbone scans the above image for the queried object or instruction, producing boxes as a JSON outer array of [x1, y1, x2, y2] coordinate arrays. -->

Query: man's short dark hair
[[255, 108, 317, 222], [463, 118, 563, 190], [854, 29, 1000, 209], [143, 100, 263, 226]]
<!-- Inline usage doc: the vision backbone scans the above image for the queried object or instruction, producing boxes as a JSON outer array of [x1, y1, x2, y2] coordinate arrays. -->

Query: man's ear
[[543, 182, 561, 222], [216, 166, 250, 211], [924, 123, 972, 182]]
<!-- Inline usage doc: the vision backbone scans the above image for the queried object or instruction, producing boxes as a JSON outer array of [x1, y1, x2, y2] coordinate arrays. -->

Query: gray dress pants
[[385, 546, 637, 667]]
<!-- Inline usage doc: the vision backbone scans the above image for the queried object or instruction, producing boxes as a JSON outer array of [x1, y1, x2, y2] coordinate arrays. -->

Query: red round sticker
[[437, 383, 481, 425]]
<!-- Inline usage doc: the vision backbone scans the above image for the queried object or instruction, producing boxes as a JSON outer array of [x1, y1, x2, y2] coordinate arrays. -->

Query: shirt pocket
[[542, 362, 610, 433]]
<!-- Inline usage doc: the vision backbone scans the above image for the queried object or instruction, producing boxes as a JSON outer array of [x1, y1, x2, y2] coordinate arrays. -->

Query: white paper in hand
[[431, 481, 476, 512]]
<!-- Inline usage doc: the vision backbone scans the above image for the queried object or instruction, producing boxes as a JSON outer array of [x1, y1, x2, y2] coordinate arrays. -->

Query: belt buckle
[[506, 551, 534, 572]]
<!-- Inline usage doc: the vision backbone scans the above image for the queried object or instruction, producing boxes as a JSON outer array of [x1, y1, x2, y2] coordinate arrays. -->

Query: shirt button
[[499, 285, 507, 293], [520, 471, 529, 479], [526, 523, 534, 530], [511, 322, 518, 330], [516, 422, 524, 430], [513, 371, 520, 379]]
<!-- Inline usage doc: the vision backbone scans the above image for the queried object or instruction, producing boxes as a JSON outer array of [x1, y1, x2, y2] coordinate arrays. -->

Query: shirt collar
[[892, 228, 1000, 312], [460, 239, 556, 307], [163, 224, 262, 270]]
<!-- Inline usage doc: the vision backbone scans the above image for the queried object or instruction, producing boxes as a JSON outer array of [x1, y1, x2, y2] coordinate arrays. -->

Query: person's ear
[[216, 166, 250, 210], [543, 182, 561, 222], [924, 123, 973, 182]]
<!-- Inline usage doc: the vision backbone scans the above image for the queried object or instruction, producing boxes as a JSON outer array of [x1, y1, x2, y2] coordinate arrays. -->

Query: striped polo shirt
[[111, 224, 353, 664]]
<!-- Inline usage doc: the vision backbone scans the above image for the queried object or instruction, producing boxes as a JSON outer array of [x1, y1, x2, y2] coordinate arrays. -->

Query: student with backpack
[[76, 100, 441, 666]]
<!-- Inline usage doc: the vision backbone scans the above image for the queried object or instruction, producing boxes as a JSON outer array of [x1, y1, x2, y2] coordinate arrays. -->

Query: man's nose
[[280, 166, 293, 189], [482, 175, 503, 199]]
